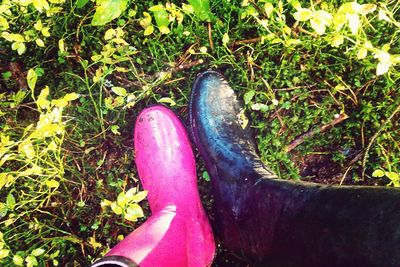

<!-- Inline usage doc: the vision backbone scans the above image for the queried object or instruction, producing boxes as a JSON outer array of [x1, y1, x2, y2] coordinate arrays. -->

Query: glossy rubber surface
[[95, 105, 215, 267], [189, 70, 400, 267]]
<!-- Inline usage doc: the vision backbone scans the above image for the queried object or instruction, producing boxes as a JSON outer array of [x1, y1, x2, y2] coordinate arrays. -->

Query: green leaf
[[188, 0, 213, 22], [76, 0, 89, 8], [202, 171, 210, 181], [110, 125, 120, 135], [372, 169, 385, 177], [111, 86, 127, 96], [91, 0, 128, 26], [243, 90, 255, 104], [27, 69, 38, 90], [150, 4, 169, 28]]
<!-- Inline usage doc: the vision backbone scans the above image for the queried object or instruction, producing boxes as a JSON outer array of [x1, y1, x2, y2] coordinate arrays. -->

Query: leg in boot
[[189, 70, 400, 267], [92, 105, 215, 267]]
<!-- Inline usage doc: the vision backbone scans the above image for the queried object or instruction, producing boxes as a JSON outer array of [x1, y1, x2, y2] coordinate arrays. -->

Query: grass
[[0, 0, 399, 265]]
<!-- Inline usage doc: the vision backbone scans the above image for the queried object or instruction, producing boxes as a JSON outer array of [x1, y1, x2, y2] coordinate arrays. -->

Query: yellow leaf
[[48, 0, 65, 3], [111, 86, 127, 96], [346, 13, 360, 35], [13, 255, 24, 266], [104, 28, 115, 40], [115, 27, 124, 37], [376, 62, 389, 75], [199, 46, 207, 53], [378, 9, 391, 22], [91, 54, 102, 61], [357, 48, 367, 59], [34, 20, 43, 31], [359, 4, 376, 15], [110, 202, 123, 215], [41, 27, 50, 37], [37, 86, 50, 109], [100, 199, 112, 208], [331, 35, 344, 47], [32, 0, 49, 12], [143, 25, 154, 36], [314, 10, 332, 26], [27, 69, 38, 90], [264, 3, 274, 18], [0, 5, 11, 14], [139, 12, 152, 28], [293, 8, 312, 21], [159, 25, 170, 34], [125, 203, 144, 221], [18, 0, 32, 6], [310, 18, 326, 35], [374, 50, 392, 76], [112, 37, 128, 45], [16, 43, 26, 55], [131, 190, 148, 203], [0, 173, 7, 190], [45, 179, 59, 188], [63, 92, 79, 102], [47, 141, 57, 150], [2, 32, 24, 42], [88, 237, 102, 250], [18, 141, 35, 159], [338, 2, 359, 15], [58, 39, 64, 52], [0, 16, 9, 30], [222, 32, 229, 45], [0, 249, 9, 259], [181, 3, 194, 13], [35, 38, 45, 47]]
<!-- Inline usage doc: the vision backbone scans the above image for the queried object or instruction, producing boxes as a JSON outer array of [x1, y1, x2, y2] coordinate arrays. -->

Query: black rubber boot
[[189, 70, 400, 267]]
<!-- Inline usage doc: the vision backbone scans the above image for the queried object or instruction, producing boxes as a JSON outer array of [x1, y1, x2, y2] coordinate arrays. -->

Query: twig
[[296, 26, 318, 37], [231, 37, 262, 47], [208, 23, 214, 50], [174, 59, 204, 72], [286, 113, 349, 152], [339, 151, 363, 185], [362, 102, 400, 180]]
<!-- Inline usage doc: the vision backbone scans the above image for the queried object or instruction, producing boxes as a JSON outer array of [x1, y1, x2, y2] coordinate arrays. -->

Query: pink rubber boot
[[91, 105, 215, 267]]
